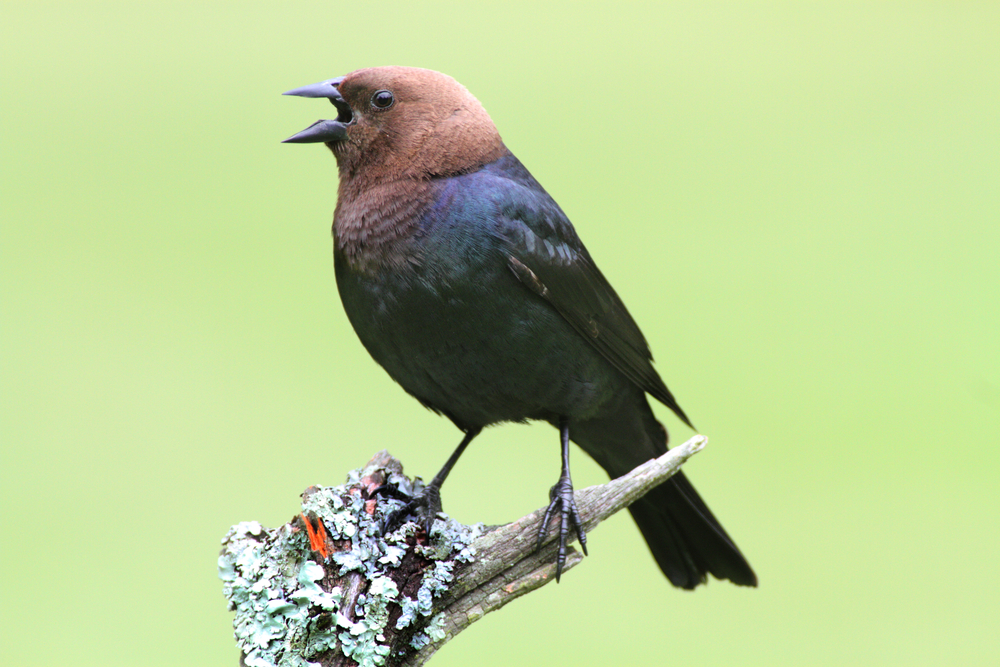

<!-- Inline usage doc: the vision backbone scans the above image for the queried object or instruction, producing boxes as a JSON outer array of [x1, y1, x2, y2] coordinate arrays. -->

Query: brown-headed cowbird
[[283, 67, 755, 588]]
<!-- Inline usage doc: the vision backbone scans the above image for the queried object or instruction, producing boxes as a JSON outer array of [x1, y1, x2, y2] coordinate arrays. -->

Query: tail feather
[[628, 471, 757, 588], [569, 393, 756, 588]]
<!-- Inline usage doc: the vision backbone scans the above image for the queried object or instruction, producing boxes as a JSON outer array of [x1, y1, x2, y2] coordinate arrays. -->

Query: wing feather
[[494, 173, 692, 427]]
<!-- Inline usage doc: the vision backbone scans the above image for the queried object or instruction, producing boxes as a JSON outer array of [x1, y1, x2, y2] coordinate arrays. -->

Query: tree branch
[[219, 435, 707, 667]]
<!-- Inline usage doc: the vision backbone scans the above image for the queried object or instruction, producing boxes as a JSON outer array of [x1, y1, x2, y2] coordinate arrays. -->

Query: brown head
[[283, 67, 508, 186]]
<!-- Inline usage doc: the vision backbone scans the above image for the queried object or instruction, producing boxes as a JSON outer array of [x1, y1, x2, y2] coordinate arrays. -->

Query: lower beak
[[282, 119, 347, 144]]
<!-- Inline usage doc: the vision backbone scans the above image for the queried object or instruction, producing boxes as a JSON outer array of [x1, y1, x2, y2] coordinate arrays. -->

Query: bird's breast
[[334, 234, 612, 428]]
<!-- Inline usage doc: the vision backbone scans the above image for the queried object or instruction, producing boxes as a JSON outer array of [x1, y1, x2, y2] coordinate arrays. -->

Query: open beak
[[282, 77, 353, 143]]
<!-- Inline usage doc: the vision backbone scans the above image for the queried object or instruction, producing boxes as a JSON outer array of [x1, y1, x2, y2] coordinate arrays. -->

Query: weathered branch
[[219, 435, 707, 667]]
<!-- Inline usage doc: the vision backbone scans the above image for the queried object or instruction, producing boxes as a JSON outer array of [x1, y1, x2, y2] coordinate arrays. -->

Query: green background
[[3, 2, 998, 665]]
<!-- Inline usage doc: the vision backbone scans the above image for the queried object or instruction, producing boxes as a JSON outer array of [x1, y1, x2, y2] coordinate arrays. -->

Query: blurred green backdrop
[[2, 1, 998, 665]]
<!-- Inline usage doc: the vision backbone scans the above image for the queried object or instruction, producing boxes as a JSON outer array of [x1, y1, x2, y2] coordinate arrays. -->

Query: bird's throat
[[333, 179, 435, 273]]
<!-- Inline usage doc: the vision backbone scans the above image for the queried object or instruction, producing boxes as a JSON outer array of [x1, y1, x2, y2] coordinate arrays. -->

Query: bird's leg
[[381, 426, 482, 535], [536, 417, 588, 582]]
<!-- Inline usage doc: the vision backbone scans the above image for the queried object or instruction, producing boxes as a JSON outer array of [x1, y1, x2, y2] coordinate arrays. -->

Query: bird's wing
[[492, 172, 692, 428]]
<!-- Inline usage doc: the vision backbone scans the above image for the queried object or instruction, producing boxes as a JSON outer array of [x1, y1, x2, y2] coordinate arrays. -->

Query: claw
[[537, 474, 588, 581], [535, 491, 559, 552], [381, 483, 442, 535], [369, 482, 412, 504], [535, 417, 588, 582], [375, 429, 482, 538]]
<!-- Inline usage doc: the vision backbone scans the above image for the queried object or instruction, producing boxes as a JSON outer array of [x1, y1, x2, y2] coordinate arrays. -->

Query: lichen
[[219, 455, 485, 667]]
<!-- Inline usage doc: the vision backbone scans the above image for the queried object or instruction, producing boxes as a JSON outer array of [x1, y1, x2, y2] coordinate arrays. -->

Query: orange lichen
[[300, 513, 330, 558]]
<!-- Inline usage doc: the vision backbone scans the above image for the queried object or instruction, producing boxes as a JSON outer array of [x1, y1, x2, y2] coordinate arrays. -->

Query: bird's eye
[[370, 90, 394, 110]]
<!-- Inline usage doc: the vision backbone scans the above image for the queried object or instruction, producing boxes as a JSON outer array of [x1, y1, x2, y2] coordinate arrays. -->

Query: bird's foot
[[379, 483, 442, 536], [368, 481, 412, 504], [536, 473, 588, 582]]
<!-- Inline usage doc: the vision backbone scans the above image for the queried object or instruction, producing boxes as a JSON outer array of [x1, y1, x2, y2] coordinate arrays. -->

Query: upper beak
[[282, 77, 353, 143]]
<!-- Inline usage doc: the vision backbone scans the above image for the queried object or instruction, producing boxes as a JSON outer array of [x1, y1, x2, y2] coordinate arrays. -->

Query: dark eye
[[371, 90, 394, 109]]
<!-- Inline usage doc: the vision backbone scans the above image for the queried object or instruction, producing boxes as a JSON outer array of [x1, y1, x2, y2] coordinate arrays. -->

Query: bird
[[282, 66, 756, 589]]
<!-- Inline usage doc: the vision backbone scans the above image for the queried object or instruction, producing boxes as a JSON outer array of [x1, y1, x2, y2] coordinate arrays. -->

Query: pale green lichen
[[219, 456, 484, 667]]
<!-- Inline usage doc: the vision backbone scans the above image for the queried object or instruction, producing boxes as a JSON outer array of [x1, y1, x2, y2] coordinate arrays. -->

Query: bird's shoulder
[[429, 154, 689, 424]]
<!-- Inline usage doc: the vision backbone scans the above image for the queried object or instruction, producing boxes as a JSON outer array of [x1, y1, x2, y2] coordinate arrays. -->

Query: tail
[[569, 395, 757, 589], [627, 470, 757, 588]]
